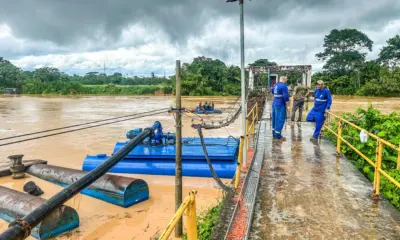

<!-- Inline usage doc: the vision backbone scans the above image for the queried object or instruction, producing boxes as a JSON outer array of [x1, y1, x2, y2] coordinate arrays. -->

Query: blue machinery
[[0, 121, 238, 239], [83, 121, 239, 178], [0, 122, 158, 240]]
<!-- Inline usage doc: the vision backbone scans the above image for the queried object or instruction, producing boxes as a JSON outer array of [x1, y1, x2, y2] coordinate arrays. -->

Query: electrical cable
[[0, 109, 167, 147], [0, 108, 170, 141], [197, 126, 233, 193]]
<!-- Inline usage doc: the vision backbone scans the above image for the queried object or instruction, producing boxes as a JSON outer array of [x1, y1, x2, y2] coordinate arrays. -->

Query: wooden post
[[175, 60, 183, 237]]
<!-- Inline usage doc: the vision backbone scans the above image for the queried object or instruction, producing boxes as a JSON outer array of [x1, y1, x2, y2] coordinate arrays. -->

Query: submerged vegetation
[[325, 105, 400, 210]]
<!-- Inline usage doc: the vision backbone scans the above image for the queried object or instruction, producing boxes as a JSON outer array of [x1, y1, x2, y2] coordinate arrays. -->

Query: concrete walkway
[[249, 122, 400, 239]]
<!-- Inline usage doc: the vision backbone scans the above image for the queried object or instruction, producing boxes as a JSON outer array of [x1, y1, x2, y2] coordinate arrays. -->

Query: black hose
[[0, 110, 167, 147], [0, 127, 153, 240], [197, 127, 232, 193], [0, 108, 169, 141]]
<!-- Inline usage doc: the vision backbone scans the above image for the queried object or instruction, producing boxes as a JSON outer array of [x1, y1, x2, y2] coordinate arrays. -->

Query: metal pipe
[[240, 0, 248, 167], [0, 124, 154, 240], [175, 60, 183, 237], [0, 186, 79, 239]]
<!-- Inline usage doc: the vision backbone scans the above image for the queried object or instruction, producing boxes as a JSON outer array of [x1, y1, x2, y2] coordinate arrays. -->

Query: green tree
[[0, 57, 24, 88], [378, 35, 400, 68], [248, 58, 277, 67], [316, 29, 373, 75], [33, 67, 62, 82]]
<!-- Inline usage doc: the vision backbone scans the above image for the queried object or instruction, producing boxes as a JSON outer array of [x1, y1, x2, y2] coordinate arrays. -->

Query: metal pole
[[175, 60, 183, 237], [240, 0, 247, 167], [268, 69, 271, 89]]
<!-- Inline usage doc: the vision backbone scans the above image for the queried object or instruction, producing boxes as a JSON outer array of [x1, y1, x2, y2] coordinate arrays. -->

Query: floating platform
[[82, 137, 239, 178], [26, 164, 149, 208], [0, 186, 79, 239], [192, 109, 222, 114]]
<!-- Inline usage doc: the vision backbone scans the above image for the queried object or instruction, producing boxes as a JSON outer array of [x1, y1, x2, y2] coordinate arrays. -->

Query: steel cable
[[0, 108, 169, 141], [0, 109, 167, 147], [197, 126, 233, 193]]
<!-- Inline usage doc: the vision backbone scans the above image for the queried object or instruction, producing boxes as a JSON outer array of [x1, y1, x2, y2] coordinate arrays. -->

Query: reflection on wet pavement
[[250, 122, 400, 240]]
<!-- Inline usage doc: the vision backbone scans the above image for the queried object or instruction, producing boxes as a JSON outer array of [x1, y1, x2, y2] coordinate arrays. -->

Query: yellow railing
[[324, 111, 400, 196], [159, 190, 198, 240], [235, 136, 244, 189], [246, 102, 259, 149]]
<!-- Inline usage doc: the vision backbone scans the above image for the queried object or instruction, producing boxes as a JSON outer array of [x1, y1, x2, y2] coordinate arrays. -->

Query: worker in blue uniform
[[271, 76, 290, 140], [306, 80, 332, 141]]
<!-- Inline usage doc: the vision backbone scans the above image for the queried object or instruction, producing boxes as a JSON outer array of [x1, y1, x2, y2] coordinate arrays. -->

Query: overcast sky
[[0, 0, 399, 76]]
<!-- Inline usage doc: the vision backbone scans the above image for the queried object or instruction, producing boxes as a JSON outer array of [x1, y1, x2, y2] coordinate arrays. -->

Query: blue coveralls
[[306, 88, 332, 138], [271, 82, 289, 139]]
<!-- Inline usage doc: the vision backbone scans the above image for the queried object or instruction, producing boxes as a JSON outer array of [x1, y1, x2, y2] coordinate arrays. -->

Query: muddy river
[[0, 94, 399, 239]]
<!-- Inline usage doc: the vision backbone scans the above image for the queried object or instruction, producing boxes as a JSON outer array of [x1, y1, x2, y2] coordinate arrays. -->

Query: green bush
[[325, 104, 400, 210], [182, 201, 222, 240]]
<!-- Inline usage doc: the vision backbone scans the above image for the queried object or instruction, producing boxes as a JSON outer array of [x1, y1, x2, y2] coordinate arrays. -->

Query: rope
[[0, 108, 170, 141], [196, 126, 233, 193], [0, 109, 167, 147]]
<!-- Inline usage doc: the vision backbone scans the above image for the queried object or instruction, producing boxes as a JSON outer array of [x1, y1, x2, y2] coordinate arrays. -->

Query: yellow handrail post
[[252, 110, 255, 134], [246, 118, 250, 150], [256, 103, 259, 121], [235, 136, 244, 188], [336, 120, 342, 156], [397, 143, 400, 170], [374, 141, 383, 197], [159, 190, 198, 240], [186, 190, 198, 240]]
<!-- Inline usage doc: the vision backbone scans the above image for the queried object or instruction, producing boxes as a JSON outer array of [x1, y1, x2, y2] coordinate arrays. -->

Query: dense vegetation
[[325, 105, 400, 210], [313, 30, 400, 96], [1, 29, 400, 96]]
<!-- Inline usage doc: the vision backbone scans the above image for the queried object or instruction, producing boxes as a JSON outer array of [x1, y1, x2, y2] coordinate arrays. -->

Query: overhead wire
[[0, 109, 167, 147], [0, 108, 170, 141]]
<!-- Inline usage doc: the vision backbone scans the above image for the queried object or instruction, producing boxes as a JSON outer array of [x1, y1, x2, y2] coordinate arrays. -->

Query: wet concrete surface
[[250, 122, 400, 240]]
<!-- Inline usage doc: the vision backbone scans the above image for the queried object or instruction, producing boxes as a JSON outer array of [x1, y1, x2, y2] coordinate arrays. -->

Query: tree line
[[1, 28, 399, 96], [313, 29, 400, 96]]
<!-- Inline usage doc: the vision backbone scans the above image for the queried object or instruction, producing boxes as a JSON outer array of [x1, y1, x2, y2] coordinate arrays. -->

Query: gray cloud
[[0, 0, 399, 72]]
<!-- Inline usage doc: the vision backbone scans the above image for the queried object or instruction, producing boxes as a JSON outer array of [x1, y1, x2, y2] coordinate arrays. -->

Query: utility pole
[[175, 60, 183, 237], [239, 0, 247, 167], [227, 0, 247, 167]]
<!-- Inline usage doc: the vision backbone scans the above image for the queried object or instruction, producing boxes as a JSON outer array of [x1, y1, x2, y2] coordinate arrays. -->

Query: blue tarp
[[82, 137, 238, 178], [112, 137, 238, 161]]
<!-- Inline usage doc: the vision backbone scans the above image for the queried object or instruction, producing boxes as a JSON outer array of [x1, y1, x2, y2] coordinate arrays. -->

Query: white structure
[[247, 65, 312, 90]]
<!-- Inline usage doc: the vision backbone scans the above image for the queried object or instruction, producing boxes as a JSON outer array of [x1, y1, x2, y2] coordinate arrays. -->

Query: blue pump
[[126, 121, 175, 146]]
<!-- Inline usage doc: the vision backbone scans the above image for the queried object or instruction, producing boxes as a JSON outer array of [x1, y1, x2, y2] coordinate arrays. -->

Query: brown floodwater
[[0, 94, 399, 239], [0, 95, 241, 240]]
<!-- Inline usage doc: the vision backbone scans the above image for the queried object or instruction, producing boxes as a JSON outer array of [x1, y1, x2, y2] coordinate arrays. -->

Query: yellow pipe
[[373, 143, 379, 191], [326, 112, 399, 151], [336, 120, 342, 156], [374, 142, 383, 196], [246, 119, 250, 149], [397, 143, 400, 170], [235, 136, 244, 189], [159, 193, 193, 240], [186, 190, 198, 240], [325, 114, 400, 193], [378, 169, 400, 188], [324, 126, 376, 167]]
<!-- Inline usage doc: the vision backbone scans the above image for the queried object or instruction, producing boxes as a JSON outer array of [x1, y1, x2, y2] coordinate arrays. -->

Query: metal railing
[[324, 111, 400, 196], [246, 102, 259, 149], [159, 190, 198, 240]]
